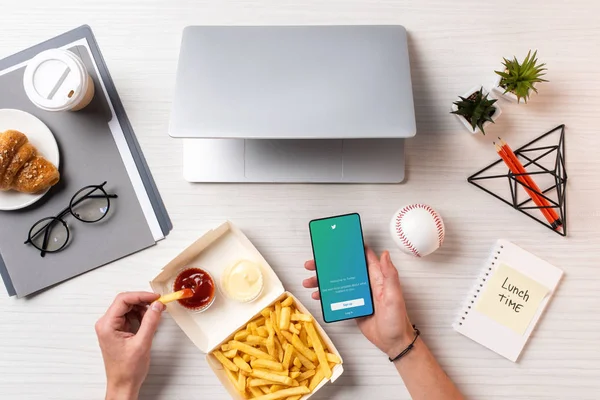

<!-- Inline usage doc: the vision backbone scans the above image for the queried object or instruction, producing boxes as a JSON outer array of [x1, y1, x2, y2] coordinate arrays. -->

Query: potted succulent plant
[[451, 87, 501, 135], [492, 50, 548, 103]]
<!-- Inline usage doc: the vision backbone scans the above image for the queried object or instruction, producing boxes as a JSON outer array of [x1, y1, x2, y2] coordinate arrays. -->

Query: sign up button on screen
[[330, 298, 365, 311]]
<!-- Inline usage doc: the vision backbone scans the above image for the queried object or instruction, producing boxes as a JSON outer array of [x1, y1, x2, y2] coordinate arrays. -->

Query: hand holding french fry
[[303, 247, 415, 358], [211, 296, 341, 399]]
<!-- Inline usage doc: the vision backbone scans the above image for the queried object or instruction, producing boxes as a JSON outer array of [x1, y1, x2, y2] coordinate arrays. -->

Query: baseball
[[390, 204, 445, 257]]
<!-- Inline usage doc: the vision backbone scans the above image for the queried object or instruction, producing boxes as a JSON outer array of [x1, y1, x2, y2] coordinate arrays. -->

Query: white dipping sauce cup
[[23, 49, 95, 112]]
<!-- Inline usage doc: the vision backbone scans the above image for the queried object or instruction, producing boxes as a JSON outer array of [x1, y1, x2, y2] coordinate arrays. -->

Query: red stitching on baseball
[[395, 204, 444, 256], [395, 207, 421, 257]]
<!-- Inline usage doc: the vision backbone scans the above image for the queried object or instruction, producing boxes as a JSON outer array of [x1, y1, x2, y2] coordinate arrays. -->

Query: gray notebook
[[0, 26, 172, 297]]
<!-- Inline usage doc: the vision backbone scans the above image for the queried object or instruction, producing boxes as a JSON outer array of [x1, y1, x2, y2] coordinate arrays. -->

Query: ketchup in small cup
[[173, 267, 216, 312]]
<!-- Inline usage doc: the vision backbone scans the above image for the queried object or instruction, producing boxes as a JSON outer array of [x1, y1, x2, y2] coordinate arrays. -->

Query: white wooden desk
[[1, 1, 599, 399]]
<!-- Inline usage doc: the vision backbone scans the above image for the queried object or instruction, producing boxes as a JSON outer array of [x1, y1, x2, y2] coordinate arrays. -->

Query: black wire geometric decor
[[468, 125, 567, 236]]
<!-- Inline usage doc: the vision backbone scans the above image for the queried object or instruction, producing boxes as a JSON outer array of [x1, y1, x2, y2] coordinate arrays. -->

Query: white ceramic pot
[[451, 86, 502, 135], [491, 74, 536, 103]]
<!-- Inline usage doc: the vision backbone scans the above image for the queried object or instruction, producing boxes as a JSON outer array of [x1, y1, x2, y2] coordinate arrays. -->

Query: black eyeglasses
[[25, 182, 118, 257]]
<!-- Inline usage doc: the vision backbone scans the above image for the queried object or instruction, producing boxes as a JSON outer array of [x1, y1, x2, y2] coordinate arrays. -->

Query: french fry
[[251, 358, 284, 371], [214, 350, 240, 372], [305, 321, 332, 379], [291, 313, 312, 322], [290, 366, 300, 372], [266, 335, 276, 359], [288, 324, 300, 335], [254, 317, 266, 326], [326, 352, 341, 364], [292, 379, 300, 387], [247, 335, 268, 346], [275, 302, 282, 327], [235, 330, 250, 341], [281, 296, 294, 307], [233, 356, 253, 373], [255, 368, 289, 377], [265, 318, 275, 338], [279, 307, 291, 331], [299, 325, 308, 347], [261, 308, 272, 318], [250, 356, 257, 362], [222, 343, 232, 352], [290, 371, 301, 379], [308, 368, 325, 392], [329, 362, 336, 370], [224, 369, 240, 392], [271, 311, 287, 345], [251, 369, 294, 386], [306, 334, 312, 348], [249, 378, 281, 387], [280, 330, 293, 343], [259, 385, 271, 395], [259, 345, 270, 355], [230, 340, 276, 361], [287, 394, 302, 400], [257, 326, 269, 338], [238, 372, 247, 392], [248, 322, 259, 336], [269, 384, 286, 393], [297, 369, 315, 382], [291, 334, 318, 362], [292, 357, 303, 369], [224, 349, 238, 358], [224, 367, 237, 385], [294, 352, 315, 370], [249, 386, 264, 398], [243, 354, 252, 363], [298, 379, 309, 388], [274, 336, 284, 362], [251, 386, 310, 400], [282, 341, 294, 370]]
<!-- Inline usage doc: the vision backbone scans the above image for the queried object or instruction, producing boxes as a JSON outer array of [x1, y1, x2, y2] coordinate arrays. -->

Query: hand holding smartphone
[[309, 213, 375, 323]]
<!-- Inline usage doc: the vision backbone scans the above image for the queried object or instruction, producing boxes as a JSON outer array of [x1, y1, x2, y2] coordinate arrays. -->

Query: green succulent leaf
[[494, 50, 548, 103], [451, 87, 497, 135]]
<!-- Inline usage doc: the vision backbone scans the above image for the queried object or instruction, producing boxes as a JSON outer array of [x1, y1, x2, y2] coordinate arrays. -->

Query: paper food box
[[150, 221, 344, 399]]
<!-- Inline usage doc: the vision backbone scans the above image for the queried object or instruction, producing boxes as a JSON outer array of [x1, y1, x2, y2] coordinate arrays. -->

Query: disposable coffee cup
[[23, 49, 95, 112]]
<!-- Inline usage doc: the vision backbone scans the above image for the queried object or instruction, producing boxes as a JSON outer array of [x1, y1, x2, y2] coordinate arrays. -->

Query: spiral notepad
[[453, 240, 563, 362]]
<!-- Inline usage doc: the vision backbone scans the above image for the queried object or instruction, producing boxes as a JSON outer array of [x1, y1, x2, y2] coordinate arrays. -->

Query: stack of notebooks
[[0, 26, 171, 297]]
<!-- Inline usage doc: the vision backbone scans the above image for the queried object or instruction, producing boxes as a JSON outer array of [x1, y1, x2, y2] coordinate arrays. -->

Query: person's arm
[[95, 292, 166, 400], [303, 249, 464, 400], [391, 336, 463, 400]]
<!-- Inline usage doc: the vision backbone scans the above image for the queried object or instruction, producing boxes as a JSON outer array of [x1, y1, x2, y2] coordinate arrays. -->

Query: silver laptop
[[170, 25, 416, 183]]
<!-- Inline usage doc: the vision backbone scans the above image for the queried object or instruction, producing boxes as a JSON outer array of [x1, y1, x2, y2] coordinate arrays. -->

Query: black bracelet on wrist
[[388, 325, 420, 363]]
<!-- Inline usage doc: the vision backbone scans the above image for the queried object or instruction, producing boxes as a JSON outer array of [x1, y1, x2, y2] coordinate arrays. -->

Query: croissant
[[0, 130, 60, 193]]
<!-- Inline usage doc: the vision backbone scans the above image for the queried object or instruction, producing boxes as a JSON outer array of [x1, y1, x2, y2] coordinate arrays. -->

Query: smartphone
[[309, 213, 374, 323]]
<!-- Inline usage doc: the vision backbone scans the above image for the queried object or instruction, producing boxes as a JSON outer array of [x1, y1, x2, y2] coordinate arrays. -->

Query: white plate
[[0, 109, 60, 211]]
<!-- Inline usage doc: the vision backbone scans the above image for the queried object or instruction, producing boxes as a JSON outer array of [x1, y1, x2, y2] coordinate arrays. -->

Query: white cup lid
[[23, 49, 87, 111]]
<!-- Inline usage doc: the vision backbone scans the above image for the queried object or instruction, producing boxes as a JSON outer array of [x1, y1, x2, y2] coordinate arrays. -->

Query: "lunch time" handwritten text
[[497, 277, 530, 313]]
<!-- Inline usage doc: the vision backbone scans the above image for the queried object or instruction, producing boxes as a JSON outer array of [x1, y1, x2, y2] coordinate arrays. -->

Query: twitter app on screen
[[309, 214, 374, 322]]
